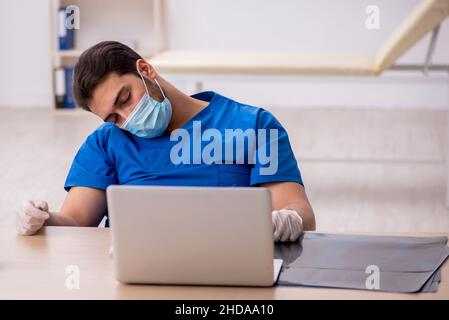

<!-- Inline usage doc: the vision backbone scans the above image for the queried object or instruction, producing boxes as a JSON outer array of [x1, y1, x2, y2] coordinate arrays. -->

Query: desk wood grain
[[0, 226, 448, 300]]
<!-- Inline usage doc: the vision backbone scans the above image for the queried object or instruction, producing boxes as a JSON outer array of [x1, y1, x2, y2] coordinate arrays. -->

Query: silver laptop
[[106, 185, 283, 287]]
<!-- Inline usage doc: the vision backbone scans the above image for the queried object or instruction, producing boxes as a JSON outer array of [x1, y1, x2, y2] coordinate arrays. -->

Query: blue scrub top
[[64, 91, 303, 225]]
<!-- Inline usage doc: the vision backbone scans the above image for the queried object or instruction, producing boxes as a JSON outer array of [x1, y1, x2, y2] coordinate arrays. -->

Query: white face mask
[[120, 69, 172, 138]]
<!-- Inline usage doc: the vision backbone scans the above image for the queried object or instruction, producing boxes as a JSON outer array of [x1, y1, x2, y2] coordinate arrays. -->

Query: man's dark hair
[[73, 41, 143, 111]]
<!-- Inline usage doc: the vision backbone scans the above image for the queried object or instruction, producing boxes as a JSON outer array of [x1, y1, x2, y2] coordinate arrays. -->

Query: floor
[[1, 106, 448, 233]]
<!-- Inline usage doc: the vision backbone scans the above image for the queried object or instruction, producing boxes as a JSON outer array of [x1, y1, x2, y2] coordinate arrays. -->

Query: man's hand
[[272, 209, 304, 242], [16, 200, 50, 236]]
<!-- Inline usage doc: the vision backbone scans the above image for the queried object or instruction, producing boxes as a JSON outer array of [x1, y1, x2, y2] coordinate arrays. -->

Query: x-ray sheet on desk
[[274, 233, 449, 293]]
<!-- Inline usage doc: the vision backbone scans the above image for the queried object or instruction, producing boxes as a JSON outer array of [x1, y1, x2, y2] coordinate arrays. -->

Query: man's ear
[[136, 59, 156, 79]]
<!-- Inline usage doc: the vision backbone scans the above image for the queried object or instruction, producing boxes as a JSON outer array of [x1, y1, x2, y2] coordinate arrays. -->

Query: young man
[[16, 41, 315, 242]]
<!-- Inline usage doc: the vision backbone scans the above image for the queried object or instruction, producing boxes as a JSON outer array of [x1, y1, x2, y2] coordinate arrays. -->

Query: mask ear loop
[[137, 68, 167, 100], [153, 78, 167, 100]]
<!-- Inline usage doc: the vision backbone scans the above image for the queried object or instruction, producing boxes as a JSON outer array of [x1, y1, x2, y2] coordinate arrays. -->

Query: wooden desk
[[0, 226, 448, 300]]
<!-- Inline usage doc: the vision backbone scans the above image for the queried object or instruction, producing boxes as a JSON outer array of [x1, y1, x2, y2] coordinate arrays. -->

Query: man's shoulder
[[213, 92, 266, 121], [85, 122, 122, 146], [217, 93, 281, 129]]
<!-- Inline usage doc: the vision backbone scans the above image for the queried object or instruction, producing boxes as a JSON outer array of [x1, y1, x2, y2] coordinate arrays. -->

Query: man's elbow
[[303, 206, 316, 231]]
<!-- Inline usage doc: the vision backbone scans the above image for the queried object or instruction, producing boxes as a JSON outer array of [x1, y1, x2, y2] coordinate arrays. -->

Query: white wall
[[0, 0, 447, 109], [0, 0, 52, 108], [164, 0, 449, 109], [67, 0, 155, 50], [178, 72, 448, 110]]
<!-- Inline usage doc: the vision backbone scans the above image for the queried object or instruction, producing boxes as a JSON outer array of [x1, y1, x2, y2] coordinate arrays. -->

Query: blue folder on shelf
[[58, 6, 74, 50], [64, 66, 75, 108]]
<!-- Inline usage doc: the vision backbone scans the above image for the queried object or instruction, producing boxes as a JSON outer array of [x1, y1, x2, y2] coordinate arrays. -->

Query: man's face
[[89, 72, 162, 127]]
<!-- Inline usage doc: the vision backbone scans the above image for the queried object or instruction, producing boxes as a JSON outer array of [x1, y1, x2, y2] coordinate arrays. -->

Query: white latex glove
[[272, 209, 304, 242], [16, 200, 50, 236]]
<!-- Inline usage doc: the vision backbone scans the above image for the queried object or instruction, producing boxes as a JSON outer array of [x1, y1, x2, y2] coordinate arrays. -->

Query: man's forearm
[[284, 202, 316, 231], [44, 212, 79, 226]]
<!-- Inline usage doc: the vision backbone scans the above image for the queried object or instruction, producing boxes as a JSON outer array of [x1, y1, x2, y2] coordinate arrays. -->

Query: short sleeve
[[64, 124, 118, 192], [250, 109, 303, 186]]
